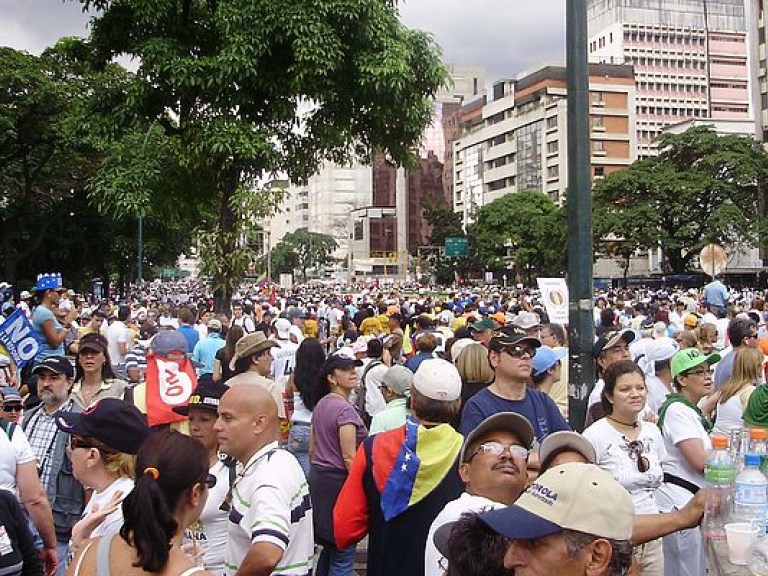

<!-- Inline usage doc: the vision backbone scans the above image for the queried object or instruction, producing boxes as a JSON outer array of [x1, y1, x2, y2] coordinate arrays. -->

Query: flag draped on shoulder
[[144, 355, 197, 427]]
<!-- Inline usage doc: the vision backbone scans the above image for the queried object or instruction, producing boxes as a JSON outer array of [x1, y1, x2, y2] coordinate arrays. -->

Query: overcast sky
[[2, 0, 566, 85]]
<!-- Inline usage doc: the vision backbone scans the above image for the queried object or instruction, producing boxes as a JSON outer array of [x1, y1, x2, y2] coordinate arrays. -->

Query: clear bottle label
[[736, 483, 768, 506]]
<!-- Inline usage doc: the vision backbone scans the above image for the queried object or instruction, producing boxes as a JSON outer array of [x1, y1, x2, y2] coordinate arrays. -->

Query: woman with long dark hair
[[71, 333, 127, 409], [67, 429, 215, 576], [309, 354, 367, 576], [212, 325, 243, 384], [286, 338, 326, 476]]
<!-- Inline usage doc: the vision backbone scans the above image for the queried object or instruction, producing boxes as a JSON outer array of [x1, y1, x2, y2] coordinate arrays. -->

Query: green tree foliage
[[76, 0, 448, 306], [593, 126, 768, 274], [0, 44, 189, 291], [421, 199, 475, 285], [470, 190, 566, 282], [266, 228, 338, 281]]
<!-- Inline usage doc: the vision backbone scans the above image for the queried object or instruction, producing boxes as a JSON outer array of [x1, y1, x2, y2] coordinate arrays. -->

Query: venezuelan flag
[[377, 416, 462, 521]]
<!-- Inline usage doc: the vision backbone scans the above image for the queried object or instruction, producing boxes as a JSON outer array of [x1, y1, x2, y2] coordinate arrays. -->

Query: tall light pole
[[138, 120, 158, 289], [566, 0, 595, 432]]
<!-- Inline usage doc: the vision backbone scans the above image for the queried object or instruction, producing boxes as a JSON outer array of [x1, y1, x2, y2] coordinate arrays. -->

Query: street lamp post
[[566, 0, 595, 432]]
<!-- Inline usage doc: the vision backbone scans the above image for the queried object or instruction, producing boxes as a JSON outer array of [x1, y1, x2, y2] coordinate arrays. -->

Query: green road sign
[[444, 237, 468, 258]]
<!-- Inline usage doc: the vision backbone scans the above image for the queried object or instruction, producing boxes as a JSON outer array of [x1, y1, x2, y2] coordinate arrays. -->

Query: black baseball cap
[[488, 325, 541, 351], [55, 398, 150, 454], [31, 356, 74, 378], [172, 381, 227, 416]]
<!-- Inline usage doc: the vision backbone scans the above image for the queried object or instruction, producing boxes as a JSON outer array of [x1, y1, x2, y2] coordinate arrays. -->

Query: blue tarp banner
[[0, 309, 40, 369]]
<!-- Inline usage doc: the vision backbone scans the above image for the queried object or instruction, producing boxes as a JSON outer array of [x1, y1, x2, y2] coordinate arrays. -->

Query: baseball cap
[[381, 366, 413, 396], [469, 318, 494, 332], [173, 381, 228, 416], [78, 333, 107, 354], [538, 431, 597, 472], [55, 398, 150, 454], [332, 347, 364, 366], [274, 318, 292, 339], [152, 330, 189, 356], [412, 359, 461, 402], [671, 348, 720, 379], [207, 318, 223, 332], [512, 311, 541, 330], [489, 325, 541, 351], [639, 339, 679, 375], [531, 346, 567, 377], [352, 339, 369, 354], [31, 356, 74, 378], [479, 463, 634, 541], [592, 329, 635, 358], [0, 387, 22, 403], [460, 412, 535, 462], [491, 312, 507, 325], [449, 338, 475, 363], [287, 307, 307, 320]]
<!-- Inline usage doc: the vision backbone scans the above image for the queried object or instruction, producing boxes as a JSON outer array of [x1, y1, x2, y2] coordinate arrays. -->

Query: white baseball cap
[[412, 359, 461, 402]]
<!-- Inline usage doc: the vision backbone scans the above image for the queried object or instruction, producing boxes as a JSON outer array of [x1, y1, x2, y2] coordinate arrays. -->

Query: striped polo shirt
[[225, 442, 314, 576]]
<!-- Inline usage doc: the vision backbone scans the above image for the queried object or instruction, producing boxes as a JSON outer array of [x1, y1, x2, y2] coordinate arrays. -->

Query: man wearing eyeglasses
[[459, 326, 569, 457], [713, 316, 758, 391], [424, 412, 534, 576], [1, 387, 23, 425], [22, 356, 84, 576]]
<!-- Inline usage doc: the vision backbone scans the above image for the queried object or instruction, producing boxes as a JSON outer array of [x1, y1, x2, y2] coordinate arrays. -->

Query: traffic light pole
[[566, 0, 595, 432]]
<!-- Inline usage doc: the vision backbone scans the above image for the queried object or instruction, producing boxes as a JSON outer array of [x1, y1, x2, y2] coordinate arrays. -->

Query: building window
[[592, 116, 605, 131], [353, 220, 364, 241], [547, 165, 559, 180], [546, 141, 559, 155], [594, 166, 605, 178], [546, 116, 558, 130], [591, 91, 603, 105], [593, 141, 605, 155]]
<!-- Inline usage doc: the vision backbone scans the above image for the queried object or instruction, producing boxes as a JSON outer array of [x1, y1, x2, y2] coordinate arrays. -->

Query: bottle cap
[[745, 453, 762, 467], [711, 435, 728, 448], [749, 428, 768, 440]]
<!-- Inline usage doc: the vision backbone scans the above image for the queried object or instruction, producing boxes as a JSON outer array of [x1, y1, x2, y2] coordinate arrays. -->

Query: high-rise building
[[452, 64, 636, 228], [587, 0, 751, 157], [748, 0, 768, 142]]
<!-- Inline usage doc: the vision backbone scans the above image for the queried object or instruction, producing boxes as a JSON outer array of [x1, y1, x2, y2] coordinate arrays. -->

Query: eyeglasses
[[684, 367, 710, 377], [466, 441, 529, 462], [2, 404, 22, 413], [203, 473, 217, 489], [69, 436, 98, 451], [626, 439, 650, 473], [499, 345, 537, 359]]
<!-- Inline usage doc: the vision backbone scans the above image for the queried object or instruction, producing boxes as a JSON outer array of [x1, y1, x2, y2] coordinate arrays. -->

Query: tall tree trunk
[[214, 167, 240, 313]]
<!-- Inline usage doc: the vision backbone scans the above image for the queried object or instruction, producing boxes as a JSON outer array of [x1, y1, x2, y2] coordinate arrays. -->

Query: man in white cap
[[334, 358, 464, 576], [479, 463, 635, 576]]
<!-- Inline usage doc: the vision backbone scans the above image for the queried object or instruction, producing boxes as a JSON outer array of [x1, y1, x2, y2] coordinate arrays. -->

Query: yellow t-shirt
[[360, 316, 383, 336]]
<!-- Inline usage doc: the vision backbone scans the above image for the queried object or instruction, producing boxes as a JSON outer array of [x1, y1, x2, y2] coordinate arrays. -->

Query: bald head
[[215, 385, 279, 463]]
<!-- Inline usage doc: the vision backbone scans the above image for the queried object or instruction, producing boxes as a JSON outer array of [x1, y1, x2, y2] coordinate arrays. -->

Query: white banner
[[537, 278, 569, 325]]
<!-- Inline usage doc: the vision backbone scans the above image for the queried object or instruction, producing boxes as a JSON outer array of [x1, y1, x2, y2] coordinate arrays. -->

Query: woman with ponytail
[[67, 428, 216, 576]]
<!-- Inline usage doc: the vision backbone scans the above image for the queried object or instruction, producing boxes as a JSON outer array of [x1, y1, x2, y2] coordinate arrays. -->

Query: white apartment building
[[587, 0, 751, 157]]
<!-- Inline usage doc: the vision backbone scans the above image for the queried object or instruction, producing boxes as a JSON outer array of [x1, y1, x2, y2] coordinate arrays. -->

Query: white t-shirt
[[424, 492, 503, 576], [82, 476, 134, 539], [657, 402, 712, 508], [186, 459, 230, 573], [583, 419, 666, 515], [0, 425, 35, 493], [363, 362, 388, 417], [106, 321, 132, 365], [645, 375, 670, 414]]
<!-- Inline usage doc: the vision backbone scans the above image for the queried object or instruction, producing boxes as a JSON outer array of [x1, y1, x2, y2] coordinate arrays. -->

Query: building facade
[[452, 64, 636, 227], [587, 0, 751, 157]]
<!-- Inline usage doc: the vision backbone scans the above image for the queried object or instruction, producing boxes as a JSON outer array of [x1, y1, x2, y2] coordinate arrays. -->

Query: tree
[[470, 190, 566, 282], [593, 126, 768, 274], [75, 0, 448, 308], [269, 228, 338, 281], [421, 199, 476, 284]]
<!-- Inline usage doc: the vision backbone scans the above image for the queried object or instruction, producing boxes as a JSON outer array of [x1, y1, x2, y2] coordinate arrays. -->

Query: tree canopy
[[267, 228, 338, 281], [74, 0, 448, 306], [593, 126, 768, 274], [470, 190, 566, 282]]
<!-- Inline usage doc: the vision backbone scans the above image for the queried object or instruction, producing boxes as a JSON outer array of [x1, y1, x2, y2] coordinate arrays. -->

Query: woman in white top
[[656, 348, 720, 576], [67, 429, 216, 576], [583, 360, 666, 576], [56, 398, 150, 558], [714, 347, 762, 433]]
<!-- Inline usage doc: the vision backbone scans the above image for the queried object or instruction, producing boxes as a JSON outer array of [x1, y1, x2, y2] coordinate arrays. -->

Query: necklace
[[606, 415, 638, 429]]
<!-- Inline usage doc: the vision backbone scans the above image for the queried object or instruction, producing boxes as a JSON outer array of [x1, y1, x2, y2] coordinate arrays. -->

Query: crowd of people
[[1, 270, 768, 575]]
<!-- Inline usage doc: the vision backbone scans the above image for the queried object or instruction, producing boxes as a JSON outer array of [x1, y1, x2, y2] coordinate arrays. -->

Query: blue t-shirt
[[32, 306, 64, 360], [459, 387, 570, 443], [703, 280, 728, 308], [177, 325, 199, 353]]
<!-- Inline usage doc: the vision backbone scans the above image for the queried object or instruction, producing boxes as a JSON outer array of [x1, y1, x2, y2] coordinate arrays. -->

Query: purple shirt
[[311, 393, 367, 470]]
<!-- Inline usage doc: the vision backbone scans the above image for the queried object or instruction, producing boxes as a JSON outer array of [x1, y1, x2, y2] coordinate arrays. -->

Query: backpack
[[355, 359, 383, 424]]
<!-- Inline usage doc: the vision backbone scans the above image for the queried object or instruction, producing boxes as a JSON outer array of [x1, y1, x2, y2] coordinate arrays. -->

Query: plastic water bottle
[[703, 435, 736, 540], [733, 453, 768, 531], [750, 428, 768, 475]]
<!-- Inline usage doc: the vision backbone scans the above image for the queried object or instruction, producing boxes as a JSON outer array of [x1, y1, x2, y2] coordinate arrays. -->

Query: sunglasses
[[499, 345, 537, 359], [202, 473, 217, 490], [2, 404, 22, 412], [69, 436, 98, 451], [626, 439, 649, 473], [466, 441, 529, 462]]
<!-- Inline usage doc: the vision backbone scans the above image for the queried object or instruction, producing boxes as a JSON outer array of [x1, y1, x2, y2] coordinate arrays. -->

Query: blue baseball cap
[[532, 346, 567, 377]]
